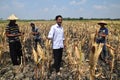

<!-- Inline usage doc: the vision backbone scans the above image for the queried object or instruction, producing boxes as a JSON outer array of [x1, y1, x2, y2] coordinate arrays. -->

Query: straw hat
[[7, 14, 19, 20], [98, 21, 107, 25]]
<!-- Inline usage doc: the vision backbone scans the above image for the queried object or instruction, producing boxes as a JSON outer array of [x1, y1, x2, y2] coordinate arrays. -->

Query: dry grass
[[0, 20, 120, 79]]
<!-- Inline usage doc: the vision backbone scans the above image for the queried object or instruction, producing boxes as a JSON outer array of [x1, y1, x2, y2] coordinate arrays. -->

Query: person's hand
[[21, 32, 25, 35], [17, 32, 24, 36], [10, 33, 17, 37], [64, 44, 66, 49], [98, 33, 102, 36]]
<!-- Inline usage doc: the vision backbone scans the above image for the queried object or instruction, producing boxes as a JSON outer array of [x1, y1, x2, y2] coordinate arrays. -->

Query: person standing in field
[[96, 21, 109, 62], [30, 22, 41, 50], [48, 15, 65, 75], [5, 14, 24, 65]]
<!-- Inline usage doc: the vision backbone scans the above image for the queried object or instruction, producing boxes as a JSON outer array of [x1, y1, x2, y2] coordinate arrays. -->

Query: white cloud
[[12, 1, 24, 8], [0, 5, 9, 10], [0, 1, 24, 11], [70, 0, 87, 5], [93, 5, 107, 10], [52, 5, 57, 10], [79, 8, 84, 11], [51, 5, 67, 11], [43, 8, 49, 12], [110, 4, 120, 9]]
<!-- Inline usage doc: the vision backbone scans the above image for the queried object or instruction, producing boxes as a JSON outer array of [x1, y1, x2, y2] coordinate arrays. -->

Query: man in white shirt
[[48, 15, 65, 74]]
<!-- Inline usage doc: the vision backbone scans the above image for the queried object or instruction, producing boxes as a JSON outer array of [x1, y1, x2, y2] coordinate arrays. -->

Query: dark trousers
[[101, 44, 108, 59], [96, 38, 108, 60], [9, 41, 22, 65], [34, 39, 41, 50], [53, 48, 63, 72]]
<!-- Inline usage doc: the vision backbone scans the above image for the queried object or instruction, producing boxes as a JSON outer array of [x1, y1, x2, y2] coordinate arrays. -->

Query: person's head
[[98, 21, 107, 28], [8, 20, 17, 26], [55, 15, 63, 26], [7, 14, 18, 26], [30, 23, 35, 28], [10, 20, 16, 23]]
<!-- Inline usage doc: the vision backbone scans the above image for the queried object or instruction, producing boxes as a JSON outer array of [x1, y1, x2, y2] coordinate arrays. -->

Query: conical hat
[[7, 14, 19, 20], [98, 21, 107, 25]]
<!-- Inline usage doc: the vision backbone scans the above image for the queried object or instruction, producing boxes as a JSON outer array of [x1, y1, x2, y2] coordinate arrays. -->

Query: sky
[[0, 0, 120, 20]]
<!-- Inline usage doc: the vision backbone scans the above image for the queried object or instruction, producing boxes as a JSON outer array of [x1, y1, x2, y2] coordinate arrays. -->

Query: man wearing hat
[[5, 14, 24, 65], [96, 21, 109, 62]]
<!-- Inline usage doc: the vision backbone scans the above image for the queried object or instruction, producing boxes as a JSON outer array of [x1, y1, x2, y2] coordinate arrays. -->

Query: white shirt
[[48, 24, 65, 49]]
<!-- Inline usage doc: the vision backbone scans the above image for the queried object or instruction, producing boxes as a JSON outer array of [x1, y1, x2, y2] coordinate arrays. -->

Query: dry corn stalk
[[0, 50, 2, 60], [37, 44, 46, 60], [74, 45, 85, 64], [36, 44, 47, 79], [0, 45, 3, 61], [106, 43, 115, 73], [45, 39, 51, 50], [74, 45, 81, 61], [45, 39, 52, 70], [74, 41, 85, 64], [93, 43, 103, 68], [66, 44, 77, 65], [106, 43, 115, 51], [67, 50, 77, 65], [0, 20, 120, 80], [32, 46, 43, 79], [108, 49, 115, 79], [32, 47, 38, 64], [89, 43, 103, 80], [78, 41, 85, 62]]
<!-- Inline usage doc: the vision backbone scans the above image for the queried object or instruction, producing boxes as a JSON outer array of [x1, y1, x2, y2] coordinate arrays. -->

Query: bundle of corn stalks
[[0, 27, 7, 64], [65, 38, 87, 80], [89, 32, 115, 80], [32, 44, 49, 79], [89, 42, 103, 80]]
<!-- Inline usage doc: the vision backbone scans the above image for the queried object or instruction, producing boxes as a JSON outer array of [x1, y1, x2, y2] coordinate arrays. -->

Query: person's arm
[[16, 25, 24, 36], [31, 30, 39, 35], [6, 32, 16, 37], [6, 32, 24, 37], [63, 30, 66, 48], [63, 40, 66, 48], [5, 26, 15, 37], [6, 26, 24, 37], [101, 34, 107, 37], [48, 26, 54, 40], [31, 28, 40, 35], [16, 32, 24, 36]]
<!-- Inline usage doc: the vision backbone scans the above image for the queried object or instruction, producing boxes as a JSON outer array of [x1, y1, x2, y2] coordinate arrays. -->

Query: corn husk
[[89, 43, 103, 80], [37, 44, 46, 60], [32, 48, 38, 64], [74, 46, 81, 60]]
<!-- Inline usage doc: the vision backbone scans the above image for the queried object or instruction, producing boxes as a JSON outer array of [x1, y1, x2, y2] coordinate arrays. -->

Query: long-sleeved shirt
[[48, 24, 65, 49]]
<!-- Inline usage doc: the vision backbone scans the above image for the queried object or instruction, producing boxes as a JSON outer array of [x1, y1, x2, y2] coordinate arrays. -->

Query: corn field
[[0, 20, 120, 80]]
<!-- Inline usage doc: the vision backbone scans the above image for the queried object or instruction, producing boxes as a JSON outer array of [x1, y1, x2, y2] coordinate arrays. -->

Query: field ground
[[0, 20, 120, 80]]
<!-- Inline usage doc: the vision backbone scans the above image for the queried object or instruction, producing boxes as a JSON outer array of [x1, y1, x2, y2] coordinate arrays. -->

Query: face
[[99, 24, 105, 28], [56, 17, 62, 26], [10, 20, 16, 23], [30, 24, 35, 28]]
